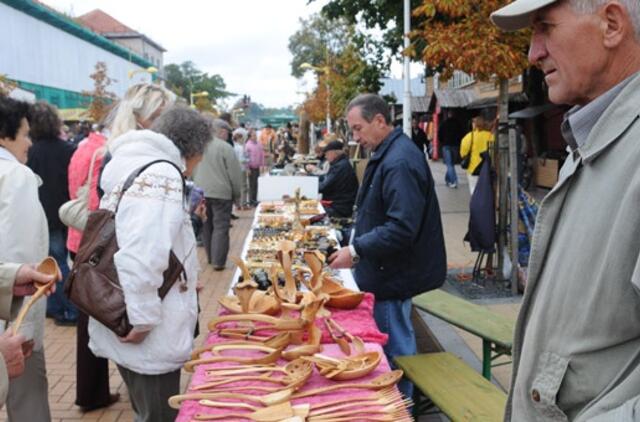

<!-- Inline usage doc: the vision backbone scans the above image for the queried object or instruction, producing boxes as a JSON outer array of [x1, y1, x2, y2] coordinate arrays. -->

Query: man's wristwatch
[[348, 245, 360, 264]]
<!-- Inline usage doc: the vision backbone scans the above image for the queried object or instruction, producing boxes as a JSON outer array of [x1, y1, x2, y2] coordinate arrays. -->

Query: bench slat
[[396, 353, 507, 422], [412, 290, 514, 348]]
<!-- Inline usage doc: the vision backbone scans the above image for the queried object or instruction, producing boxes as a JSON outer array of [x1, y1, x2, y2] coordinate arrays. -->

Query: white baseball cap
[[491, 0, 558, 31]]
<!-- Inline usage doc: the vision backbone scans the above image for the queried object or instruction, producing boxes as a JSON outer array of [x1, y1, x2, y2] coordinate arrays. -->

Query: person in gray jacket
[[193, 118, 242, 270], [492, 1, 640, 420]]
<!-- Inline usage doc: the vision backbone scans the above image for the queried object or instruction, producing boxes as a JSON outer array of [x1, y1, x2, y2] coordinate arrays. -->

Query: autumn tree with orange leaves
[[411, 0, 531, 288]]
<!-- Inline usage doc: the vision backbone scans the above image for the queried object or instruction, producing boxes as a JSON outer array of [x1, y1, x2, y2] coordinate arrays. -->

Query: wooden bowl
[[326, 290, 365, 310]]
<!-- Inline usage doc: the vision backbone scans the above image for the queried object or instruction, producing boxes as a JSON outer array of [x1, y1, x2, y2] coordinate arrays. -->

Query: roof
[[1, 0, 153, 69], [77, 9, 134, 33], [78, 9, 166, 52], [412, 96, 430, 113], [466, 92, 529, 109], [379, 77, 427, 102], [429, 89, 477, 110]]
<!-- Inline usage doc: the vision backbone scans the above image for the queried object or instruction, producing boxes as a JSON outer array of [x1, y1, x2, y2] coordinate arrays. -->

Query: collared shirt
[[561, 73, 637, 152]]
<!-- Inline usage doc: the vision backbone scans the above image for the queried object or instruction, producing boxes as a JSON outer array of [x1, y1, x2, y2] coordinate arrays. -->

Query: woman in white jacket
[[0, 97, 51, 421], [89, 106, 210, 422]]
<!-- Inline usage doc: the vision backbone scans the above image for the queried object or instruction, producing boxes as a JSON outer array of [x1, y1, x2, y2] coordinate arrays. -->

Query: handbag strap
[[83, 146, 104, 196], [114, 159, 186, 214]]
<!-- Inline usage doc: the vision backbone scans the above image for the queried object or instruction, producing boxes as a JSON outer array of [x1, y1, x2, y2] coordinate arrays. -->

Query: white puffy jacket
[[88, 130, 199, 375]]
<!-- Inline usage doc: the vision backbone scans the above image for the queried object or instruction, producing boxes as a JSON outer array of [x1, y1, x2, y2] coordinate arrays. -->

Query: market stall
[[173, 193, 412, 421]]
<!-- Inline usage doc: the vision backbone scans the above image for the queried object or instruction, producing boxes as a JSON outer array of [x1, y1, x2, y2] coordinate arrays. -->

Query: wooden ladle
[[12, 257, 59, 335], [291, 370, 404, 399], [168, 388, 294, 409]]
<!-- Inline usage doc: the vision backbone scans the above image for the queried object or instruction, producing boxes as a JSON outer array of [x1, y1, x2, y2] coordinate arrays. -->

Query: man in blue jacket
[[329, 94, 447, 397]]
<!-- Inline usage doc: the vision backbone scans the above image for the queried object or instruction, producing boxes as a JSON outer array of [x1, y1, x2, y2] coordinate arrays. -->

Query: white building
[[0, 0, 156, 112]]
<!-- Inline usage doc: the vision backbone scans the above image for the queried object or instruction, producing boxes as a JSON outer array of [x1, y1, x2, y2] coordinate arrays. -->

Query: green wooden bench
[[395, 352, 507, 421], [412, 289, 515, 380]]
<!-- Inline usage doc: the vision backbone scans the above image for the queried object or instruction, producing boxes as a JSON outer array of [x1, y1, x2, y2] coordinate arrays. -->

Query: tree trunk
[[298, 112, 310, 155], [497, 78, 510, 284]]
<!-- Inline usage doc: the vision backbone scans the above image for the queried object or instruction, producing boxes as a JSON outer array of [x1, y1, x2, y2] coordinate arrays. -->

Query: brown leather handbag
[[64, 160, 186, 337]]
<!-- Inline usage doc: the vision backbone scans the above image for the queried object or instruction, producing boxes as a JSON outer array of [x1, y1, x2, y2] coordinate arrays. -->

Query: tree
[[0, 75, 16, 97], [83, 62, 116, 123], [289, 13, 386, 126], [412, 0, 531, 290], [164, 61, 233, 109]]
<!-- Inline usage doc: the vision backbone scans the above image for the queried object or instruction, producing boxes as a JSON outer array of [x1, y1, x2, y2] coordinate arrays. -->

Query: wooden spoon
[[193, 401, 294, 421], [291, 370, 404, 399], [327, 319, 365, 354], [183, 346, 283, 372], [324, 319, 350, 355], [168, 388, 294, 409], [193, 359, 312, 392], [12, 257, 59, 335], [191, 332, 291, 360]]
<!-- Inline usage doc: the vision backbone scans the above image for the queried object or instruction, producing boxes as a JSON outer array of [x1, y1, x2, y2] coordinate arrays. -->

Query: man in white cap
[[491, 1, 640, 420]]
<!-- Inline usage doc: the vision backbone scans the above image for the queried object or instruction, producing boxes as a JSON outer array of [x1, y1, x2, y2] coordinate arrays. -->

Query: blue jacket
[[352, 127, 446, 301]]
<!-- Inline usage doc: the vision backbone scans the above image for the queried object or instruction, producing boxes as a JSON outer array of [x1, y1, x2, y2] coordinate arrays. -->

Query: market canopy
[[260, 114, 297, 127]]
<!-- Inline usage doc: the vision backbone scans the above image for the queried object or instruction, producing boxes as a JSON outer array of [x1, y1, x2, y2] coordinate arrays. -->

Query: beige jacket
[[507, 73, 640, 421], [193, 137, 242, 201], [0, 262, 22, 408]]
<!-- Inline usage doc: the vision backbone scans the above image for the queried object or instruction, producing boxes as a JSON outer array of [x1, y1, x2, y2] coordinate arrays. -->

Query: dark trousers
[[75, 310, 112, 408], [202, 198, 233, 267], [117, 365, 180, 422], [47, 229, 78, 321], [249, 168, 259, 204]]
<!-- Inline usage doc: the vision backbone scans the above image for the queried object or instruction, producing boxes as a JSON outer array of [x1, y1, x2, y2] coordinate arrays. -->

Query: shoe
[[79, 393, 120, 412], [54, 318, 77, 327], [451, 183, 458, 189], [213, 266, 225, 271], [231, 213, 239, 220]]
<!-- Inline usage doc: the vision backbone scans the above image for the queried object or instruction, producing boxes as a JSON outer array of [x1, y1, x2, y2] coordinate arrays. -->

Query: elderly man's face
[[528, 2, 607, 105], [346, 106, 388, 150]]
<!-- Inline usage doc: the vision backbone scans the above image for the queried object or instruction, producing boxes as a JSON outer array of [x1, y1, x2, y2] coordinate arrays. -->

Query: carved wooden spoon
[[193, 400, 294, 421], [168, 388, 293, 409], [12, 257, 59, 335], [291, 370, 404, 399]]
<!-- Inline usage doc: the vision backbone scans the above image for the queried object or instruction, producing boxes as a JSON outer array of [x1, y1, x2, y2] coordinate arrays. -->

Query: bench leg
[[482, 339, 492, 380]]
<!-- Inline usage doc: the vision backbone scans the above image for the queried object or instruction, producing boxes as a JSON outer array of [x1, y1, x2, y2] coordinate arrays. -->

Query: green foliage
[[164, 61, 233, 104], [289, 13, 387, 123]]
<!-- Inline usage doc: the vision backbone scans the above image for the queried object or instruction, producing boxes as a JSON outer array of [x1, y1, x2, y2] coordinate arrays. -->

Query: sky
[[41, 0, 333, 108]]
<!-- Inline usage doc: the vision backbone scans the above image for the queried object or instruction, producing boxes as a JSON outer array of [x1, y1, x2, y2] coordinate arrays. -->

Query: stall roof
[[466, 92, 529, 109], [428, 89, 477, 111]]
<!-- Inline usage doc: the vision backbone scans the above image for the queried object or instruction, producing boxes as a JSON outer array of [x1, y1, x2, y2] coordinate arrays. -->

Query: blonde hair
[[106, 83, 176, 147]]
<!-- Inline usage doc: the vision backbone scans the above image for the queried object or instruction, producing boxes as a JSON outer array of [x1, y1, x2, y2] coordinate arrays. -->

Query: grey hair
[[150, 106, 212, 159], [346, 93, 392, 124], [568, 0, 640, 38]]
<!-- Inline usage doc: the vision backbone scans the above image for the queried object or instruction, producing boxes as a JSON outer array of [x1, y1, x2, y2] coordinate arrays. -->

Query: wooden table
[[412, 289, 515, 380]]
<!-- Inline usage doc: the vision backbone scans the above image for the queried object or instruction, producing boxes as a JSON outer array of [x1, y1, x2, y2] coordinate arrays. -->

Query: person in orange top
[[258, 124, 276, 165]]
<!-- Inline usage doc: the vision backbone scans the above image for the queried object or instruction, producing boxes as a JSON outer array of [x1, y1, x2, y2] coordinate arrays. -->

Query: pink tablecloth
[[176, 343, 395, 422]]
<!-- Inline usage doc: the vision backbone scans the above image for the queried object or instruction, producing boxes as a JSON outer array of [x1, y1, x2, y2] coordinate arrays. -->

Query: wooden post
[[509, 120, 519, 295], [497, 79, 510, 282]]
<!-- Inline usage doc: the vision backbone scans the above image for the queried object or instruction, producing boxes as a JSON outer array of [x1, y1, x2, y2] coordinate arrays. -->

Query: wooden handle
[[199, 399, 258, 411], [12, 282, 52, 335]]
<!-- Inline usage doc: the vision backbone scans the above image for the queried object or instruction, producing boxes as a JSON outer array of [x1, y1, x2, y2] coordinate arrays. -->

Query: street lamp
[[190, 91, 209, 107], [128, 66, 158, 81], [300, 62, 332, 132]]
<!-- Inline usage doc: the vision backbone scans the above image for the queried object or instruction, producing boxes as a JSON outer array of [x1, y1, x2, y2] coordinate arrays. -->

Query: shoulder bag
[[64, 159, 187, 337], [59, 147, 103, 231], [460, 132, 474, 170]]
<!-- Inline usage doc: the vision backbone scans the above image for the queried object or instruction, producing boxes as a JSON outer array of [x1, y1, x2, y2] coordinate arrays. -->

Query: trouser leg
[[249, 168, 259, 204], [7, 349, 51, 422], [210, 198, 233, 267], [117, 365, 180, 422], [202, 198, 215, 264], [47, 229, 78, 320], [75, 311, 111, 408], [373, 299, 416, 398]]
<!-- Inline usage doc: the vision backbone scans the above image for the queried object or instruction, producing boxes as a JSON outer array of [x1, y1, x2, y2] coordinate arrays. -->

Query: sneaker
[[231, 213, 239, 220], [451, 182, 458, 189], [213, 266, 225, 271]]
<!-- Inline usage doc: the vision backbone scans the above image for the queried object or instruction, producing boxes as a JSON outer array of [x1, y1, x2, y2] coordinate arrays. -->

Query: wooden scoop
[[168, 388, 294, 409], [291, 370, 404, 399], [12, 257, 59, 335]]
